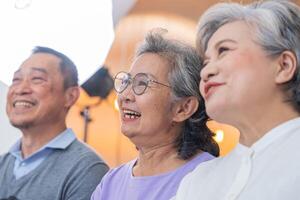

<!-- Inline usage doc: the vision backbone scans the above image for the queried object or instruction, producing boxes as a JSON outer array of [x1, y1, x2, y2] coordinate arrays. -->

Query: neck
[[133, 142, 186, 176], [235, 103, 299, 147], [20, 122, 67, 158]]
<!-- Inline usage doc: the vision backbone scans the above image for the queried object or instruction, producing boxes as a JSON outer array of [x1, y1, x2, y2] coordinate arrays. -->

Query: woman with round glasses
[[91, 30, 219, 200]]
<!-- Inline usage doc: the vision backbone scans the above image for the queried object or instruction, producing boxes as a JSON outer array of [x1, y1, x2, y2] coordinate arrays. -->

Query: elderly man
[[0, 46, 108, 200]]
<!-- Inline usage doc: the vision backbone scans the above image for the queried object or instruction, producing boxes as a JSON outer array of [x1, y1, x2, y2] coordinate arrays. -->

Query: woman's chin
[[206, 106, 231, 124], [121, 127, 136, 138]]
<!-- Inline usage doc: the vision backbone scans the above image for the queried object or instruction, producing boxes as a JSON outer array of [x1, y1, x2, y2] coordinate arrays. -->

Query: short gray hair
[[32, 46, 78, 89], [196, 0, 300, 112], [136, 30, 219, 159]]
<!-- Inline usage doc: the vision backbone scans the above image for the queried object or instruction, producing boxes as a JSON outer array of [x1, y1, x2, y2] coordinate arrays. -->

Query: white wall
[[0, 81, 21, 154]]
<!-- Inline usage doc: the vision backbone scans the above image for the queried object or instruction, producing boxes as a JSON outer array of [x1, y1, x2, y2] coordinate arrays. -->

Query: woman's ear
[[64, 86, 80, 109], [275, 51, 297, 84], [172, 96, 199, 123]]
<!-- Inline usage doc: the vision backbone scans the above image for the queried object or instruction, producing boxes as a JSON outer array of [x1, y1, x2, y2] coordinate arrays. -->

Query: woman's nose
[[118, 84, 135, 103], [200, 62, 219, 82]]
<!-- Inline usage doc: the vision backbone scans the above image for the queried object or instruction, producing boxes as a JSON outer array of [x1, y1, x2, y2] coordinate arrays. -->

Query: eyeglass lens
[[114, 72, 149, 95]]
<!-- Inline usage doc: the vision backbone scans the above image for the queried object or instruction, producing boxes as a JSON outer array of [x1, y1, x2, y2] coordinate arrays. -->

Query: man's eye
[[32, 77, 45, 83], [12, 78, 20, 83]]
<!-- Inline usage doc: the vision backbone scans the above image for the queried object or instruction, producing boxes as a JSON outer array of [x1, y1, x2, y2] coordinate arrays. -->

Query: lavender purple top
[[91, 152, 214, 200]]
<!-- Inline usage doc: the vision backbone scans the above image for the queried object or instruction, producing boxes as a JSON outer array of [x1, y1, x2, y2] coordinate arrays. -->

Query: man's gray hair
[[197, 0, 300, 112], [136, 30, 219, 159]]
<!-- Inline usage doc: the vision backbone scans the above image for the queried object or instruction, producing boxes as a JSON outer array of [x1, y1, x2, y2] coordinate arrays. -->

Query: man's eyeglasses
[[114, 71, 171, 95]]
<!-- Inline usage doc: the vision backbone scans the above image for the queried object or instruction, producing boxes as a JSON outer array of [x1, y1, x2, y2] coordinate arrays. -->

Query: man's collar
[[9, 128, 76, 158]]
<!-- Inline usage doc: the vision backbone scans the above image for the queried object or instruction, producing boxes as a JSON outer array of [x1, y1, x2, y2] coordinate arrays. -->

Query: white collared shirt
[[173, 117, 300, 200]]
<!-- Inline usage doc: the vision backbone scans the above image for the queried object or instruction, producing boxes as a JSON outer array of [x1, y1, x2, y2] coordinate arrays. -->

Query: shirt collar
[[9, 139, 22, 159], [45, 128, 76, 149], [9, 128, 76, 159]]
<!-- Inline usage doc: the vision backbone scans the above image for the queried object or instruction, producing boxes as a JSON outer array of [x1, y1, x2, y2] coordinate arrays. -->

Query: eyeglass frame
[[113, 71, 171, 95]]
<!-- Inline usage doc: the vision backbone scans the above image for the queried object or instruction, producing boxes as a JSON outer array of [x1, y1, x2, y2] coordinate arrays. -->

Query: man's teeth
[[14, 101, 34, 108], [123, 110, 141, 119]]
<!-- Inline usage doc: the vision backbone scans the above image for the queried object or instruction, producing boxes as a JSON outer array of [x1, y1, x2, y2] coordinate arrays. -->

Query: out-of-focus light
[[114, 98, 119, 111], [214, 130, 224, 143], [15, 0, 32, 9], [0, 0, 114, 85]]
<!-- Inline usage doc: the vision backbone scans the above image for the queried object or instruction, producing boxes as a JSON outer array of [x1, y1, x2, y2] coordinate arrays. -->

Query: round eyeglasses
[[114, 71, 171, 95]]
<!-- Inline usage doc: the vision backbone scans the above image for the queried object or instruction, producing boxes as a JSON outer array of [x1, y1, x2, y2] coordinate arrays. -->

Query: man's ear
[[64, 86, 80, 109], [172, 96, 199, 123], [275, 51, 297, 84]]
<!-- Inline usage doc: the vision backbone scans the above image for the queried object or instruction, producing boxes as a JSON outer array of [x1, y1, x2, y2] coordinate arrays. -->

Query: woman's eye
[[203, 61, 208, 67], [218, 46, 229, 55], [121, 79, 130, 85], [137, 80, 148, 86]]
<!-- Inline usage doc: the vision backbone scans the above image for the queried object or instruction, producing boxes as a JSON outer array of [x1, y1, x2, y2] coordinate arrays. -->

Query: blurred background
[[1, 0, 299, 167]]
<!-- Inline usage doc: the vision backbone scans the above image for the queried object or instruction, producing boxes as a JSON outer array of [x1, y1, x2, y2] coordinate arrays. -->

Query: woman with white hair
[[91, 30, 219, 200], [174, 1, 300, 199]]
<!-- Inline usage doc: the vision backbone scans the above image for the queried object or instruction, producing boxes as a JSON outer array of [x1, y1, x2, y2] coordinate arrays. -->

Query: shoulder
[[91, 160, 135, 199], [52, 139, 109, 179], [173, 156, 224, 199], [187, 145, 243, 179], [61, 139, 107, 165], [98, 159, 135, 189], [102, 159, 134, 182], [55, 140, 109, 199], [193, 151, 216, 163], [0, 153, 14, 177], [0, 152, 13, 164], [177, 152, 215, 174], [192, 156, 223, 176], [175, 145, 242, 197]]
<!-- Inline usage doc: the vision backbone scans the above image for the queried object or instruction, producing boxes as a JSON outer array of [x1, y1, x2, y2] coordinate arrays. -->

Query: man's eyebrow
[[13, 69, 21, 75], [31, 67, 48, 74], [12, 67, 48, 78]]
